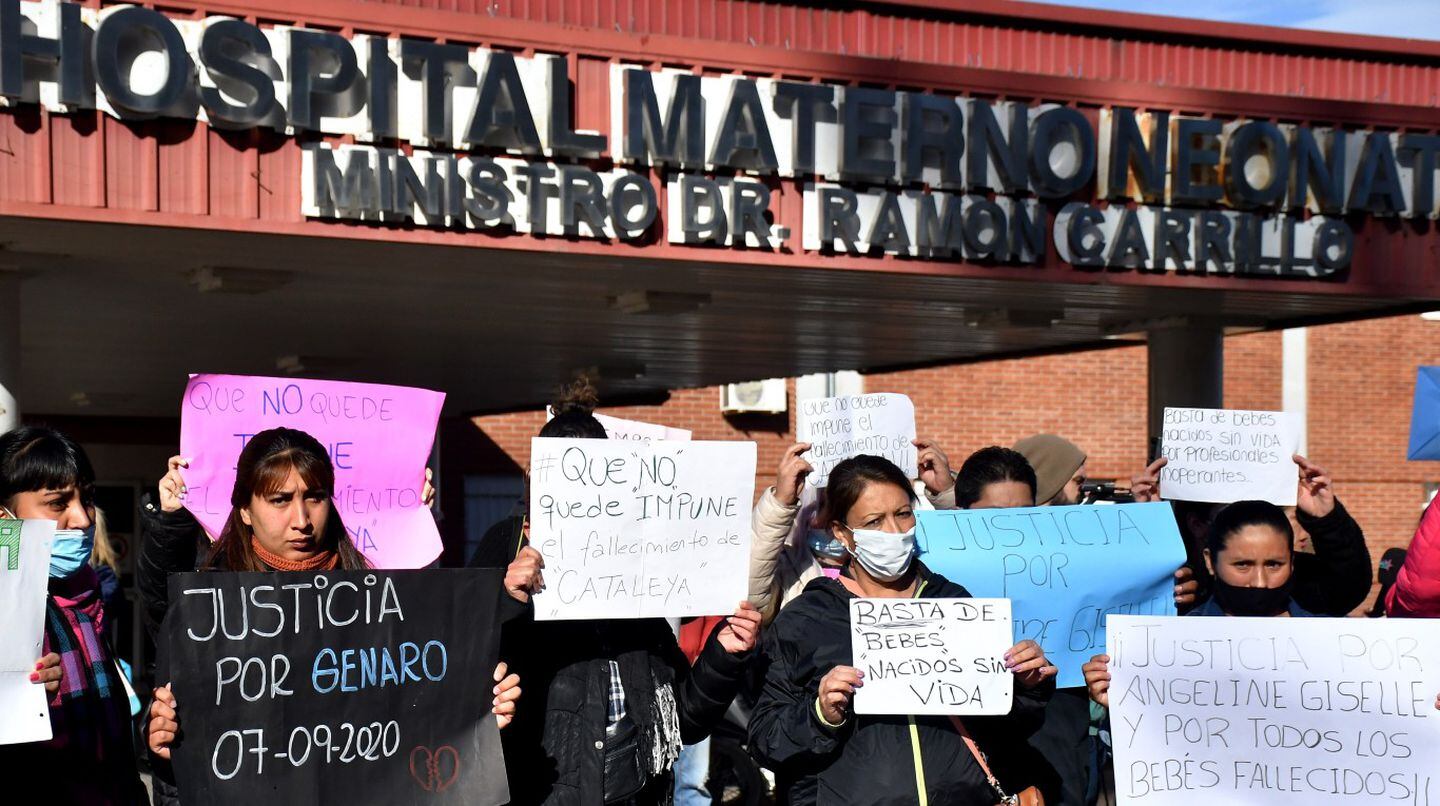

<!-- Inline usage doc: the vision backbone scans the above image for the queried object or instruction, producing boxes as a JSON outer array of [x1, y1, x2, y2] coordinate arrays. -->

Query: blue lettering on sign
[[311, 641, 448, 693], [918, 501, 1187, 688]]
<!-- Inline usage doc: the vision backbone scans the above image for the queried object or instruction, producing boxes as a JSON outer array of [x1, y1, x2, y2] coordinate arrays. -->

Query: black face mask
[[1212, 574, 1294, 617]]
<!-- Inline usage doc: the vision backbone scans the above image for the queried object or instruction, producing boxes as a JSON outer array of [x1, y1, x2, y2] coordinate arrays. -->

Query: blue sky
[[1035, 0, 1440, 41]]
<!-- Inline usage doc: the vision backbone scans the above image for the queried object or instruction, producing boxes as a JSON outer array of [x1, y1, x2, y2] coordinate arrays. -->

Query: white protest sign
[[850, 597, 1014, 715], [1159, 408, 1301, 505], [528, 437, 756, 620], [0, 519, 57, 745], [1107, 615, 1440, 806], [545, 408, 693, 443], [797, 393, 918, 487]]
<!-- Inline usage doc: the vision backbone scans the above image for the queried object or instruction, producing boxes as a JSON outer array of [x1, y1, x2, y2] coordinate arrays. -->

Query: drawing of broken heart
[[409, 744, 460, 793]]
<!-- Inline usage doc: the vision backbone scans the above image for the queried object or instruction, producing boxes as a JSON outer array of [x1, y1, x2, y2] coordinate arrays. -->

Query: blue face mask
[[49, 525, 95, 579], [806, 528, 849, 561]]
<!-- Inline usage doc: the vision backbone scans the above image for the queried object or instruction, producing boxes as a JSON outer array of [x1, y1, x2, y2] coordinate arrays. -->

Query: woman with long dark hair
[[749, 453, 1056, 805], [0, 426, 147, 804], [141, 427, 521, 802], [479, 377, 763, 805]]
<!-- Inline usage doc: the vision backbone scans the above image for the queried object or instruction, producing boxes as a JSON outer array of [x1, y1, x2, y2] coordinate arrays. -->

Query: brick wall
[[456, 316, 1440, 610]]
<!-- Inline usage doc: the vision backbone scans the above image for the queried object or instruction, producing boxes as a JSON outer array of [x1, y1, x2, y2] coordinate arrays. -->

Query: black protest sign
[[160, 569, 508, 805]]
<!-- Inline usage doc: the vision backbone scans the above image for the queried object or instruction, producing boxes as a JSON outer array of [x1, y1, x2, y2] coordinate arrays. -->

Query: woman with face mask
[[0, 426, 147, 804], [749, 454, 1057, 805], [748, 439, 958, 624], [1082, 500, 1313, 708], [141, 428, 521, 804]]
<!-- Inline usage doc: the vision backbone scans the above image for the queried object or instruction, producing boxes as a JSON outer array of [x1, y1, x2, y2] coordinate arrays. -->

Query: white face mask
[[847, 525, 916, 582]]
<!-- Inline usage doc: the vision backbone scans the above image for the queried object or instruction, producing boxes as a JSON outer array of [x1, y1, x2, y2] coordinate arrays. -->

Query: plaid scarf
[[37, 567, 141, 802]]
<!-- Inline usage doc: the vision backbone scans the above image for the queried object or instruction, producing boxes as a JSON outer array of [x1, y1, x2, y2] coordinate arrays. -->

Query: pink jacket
[[1387, 495, 1440, 617]]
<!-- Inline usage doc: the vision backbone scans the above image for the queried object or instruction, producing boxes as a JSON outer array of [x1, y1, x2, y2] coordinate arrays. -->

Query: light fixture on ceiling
[[189, 266, 296, 294], [579, 361, 647, 381], [966, 308, 1063, 329], [276, 355, 352, 376], [610, 290, 712, 315]]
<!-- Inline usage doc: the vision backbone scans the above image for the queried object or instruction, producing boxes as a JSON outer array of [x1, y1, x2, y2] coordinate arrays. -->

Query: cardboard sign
[[161, 569, 508, 805], [850, 597, 1014, 715], [527, 437, 756, 620], [178, 374, 446, 568], [797, 393, 917, 487], [0, 519, 56, 745], [918, 503, 1186, 688], [1158, 407, 1301, 505], [1107, 615, 1440, 806]]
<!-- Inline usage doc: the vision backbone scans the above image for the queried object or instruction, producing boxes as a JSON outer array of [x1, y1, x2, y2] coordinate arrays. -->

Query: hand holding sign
[[147, 684, 178, 760], [1081, 653, 1111, 707], [504, 546, 545, 604], [1294, 455, 1335, 518], [491, 663, 520, 729], [914, 438, 955, 496], [159, 455, 190, 513], [818, 665, 865, 726], [1130, 457, 1167, 503], [716, 601, 762, 654], [773, 443, 814, 507], [1005, 639, 1057, 688], [30, 653, 60, 692]]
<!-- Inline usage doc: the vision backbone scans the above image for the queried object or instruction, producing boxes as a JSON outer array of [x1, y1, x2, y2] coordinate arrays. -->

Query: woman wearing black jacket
[[481, 379, 762, 805], [749, 454, 1056, 805], [141, 428, 521, 804]]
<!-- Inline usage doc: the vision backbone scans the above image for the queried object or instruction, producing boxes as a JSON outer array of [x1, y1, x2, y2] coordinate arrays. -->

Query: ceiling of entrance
[[1, 217, 1432, 417]]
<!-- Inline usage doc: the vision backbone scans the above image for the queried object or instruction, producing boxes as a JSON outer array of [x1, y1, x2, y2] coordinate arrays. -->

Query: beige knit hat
[[1013, 434, 1087, 505]]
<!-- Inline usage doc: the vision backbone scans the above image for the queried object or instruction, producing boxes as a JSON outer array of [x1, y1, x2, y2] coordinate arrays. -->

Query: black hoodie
[[749, 564, 1054, 806]]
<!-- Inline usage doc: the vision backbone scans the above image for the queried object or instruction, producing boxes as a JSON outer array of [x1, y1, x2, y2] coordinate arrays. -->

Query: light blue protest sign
[[917, 502, 1186, 688]]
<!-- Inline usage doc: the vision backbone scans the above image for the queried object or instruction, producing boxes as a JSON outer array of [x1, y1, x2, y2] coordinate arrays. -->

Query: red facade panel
[[157, 120, 209, 216], [350, 0, 1440, 106], [207, 129, 261, 220], [49, 114, 103, 209], [0, 108, 50, 205], [104, 118, 159, 212]]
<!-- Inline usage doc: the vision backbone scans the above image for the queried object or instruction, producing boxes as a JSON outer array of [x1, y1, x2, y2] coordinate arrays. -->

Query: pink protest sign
[[177, 374, 446, 569]]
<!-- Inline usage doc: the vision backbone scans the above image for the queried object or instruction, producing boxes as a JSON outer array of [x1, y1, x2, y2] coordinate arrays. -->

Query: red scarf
[[250, 538, 339, 571]]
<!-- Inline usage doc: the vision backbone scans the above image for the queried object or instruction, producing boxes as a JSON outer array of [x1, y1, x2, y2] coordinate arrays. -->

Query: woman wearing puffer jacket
[[749, 455, 1056, 805], [1386, 493, 1440, 617]]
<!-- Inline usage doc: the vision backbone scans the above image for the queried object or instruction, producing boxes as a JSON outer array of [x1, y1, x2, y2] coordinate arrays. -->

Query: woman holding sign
[[0, 426, 147, 804], [749, 454, 1057, 805], [488, 378, 763, 806], [1082, 499, 1317, 708], [142, 428, 522, 804]]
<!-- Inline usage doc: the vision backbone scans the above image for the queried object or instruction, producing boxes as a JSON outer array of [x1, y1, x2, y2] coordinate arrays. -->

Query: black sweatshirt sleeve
[[1292, 498, 1373, 616], [669, 619, 753, 744], [137, 495, 206, 641], [747, 615, 849, 768]]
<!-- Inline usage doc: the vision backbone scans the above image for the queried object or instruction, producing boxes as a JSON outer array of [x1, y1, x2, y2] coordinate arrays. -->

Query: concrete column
[[1147, 322, 1224, 450], [0, 272, 18, 432], [1282, 328, 1308, 457]]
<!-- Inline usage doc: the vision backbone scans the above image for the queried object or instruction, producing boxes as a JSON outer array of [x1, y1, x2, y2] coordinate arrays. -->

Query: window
[[463, 474, 526, 562]]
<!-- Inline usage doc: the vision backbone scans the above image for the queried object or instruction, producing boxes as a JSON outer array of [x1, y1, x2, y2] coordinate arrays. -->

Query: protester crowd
[[3, 375, 1439, 806]]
